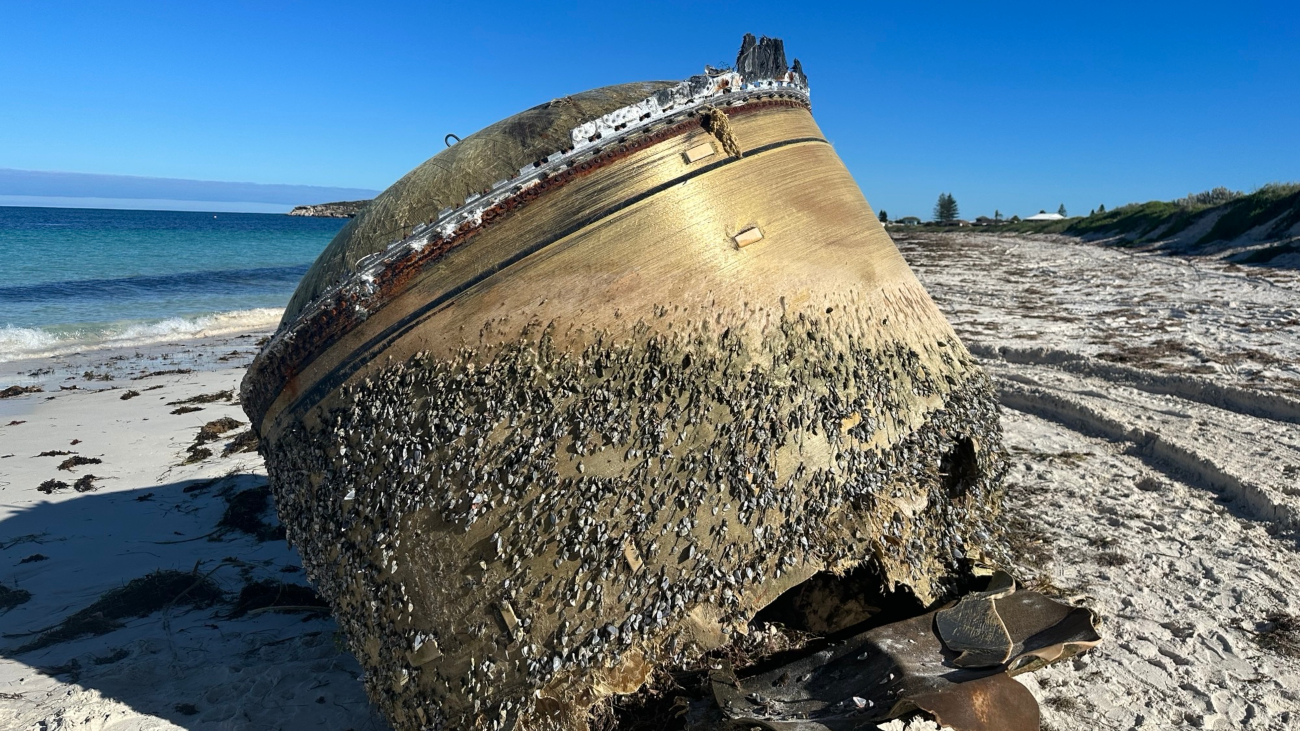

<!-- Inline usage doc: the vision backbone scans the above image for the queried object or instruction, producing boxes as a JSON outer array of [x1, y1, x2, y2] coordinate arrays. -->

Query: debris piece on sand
[[691, 576, 1099, 731]]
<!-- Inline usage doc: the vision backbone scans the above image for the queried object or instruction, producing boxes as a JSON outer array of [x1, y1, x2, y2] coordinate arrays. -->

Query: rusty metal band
[[246, 97, 810, 427], [261, 133, 830, 433]]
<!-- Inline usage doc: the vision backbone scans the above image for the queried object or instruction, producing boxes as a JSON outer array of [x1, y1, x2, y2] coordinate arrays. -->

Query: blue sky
[[1, 1, 1296, 218]]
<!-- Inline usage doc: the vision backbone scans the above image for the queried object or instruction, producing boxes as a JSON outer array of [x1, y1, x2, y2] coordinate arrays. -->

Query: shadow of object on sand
[[0, 475, 388, 731]]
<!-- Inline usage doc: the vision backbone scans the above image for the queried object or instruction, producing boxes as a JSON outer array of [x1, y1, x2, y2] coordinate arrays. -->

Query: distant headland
[[287, 200, 371, 218]]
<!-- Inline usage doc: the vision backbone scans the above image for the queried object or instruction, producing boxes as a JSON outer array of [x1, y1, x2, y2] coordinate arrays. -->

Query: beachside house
[[1025, 212, 1065, 221]]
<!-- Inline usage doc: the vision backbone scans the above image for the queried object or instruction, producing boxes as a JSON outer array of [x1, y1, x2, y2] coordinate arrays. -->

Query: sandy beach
[[896, 231, 1300, 730], [0, 330, 387, 730], [2, 232, 1299, 730]]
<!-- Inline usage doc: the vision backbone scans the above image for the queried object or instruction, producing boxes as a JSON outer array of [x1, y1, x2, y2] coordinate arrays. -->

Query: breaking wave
[[0, 308, 282, 363]]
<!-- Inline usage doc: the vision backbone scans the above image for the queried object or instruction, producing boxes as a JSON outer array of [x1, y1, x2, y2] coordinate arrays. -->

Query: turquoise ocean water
[[0, 206, 345, 362]]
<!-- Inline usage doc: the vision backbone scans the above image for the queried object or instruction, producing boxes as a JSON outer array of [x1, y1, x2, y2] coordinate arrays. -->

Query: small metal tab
[[683, 142, 716, 163], [733, 226, 764, 248]]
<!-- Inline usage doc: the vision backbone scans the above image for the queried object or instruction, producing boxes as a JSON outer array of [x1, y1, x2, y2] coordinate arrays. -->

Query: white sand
[[898, 231, 1300, 730], [2, 233, 1298, 730], [0, 332, 385, 730]]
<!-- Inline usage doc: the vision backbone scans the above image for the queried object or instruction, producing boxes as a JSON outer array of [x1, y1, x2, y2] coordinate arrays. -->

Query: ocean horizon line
[[0, 196, 312, 215], [0, 167, 378, 211]]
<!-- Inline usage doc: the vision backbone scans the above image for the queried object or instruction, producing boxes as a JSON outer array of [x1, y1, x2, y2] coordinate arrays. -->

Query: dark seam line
[[276, 135, 828, 426]]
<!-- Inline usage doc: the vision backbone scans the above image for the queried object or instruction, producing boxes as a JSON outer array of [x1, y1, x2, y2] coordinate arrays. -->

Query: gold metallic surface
[[261, 105, 939, 440]]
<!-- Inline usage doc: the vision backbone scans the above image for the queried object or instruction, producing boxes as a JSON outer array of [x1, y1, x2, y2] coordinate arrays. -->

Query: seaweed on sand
[[228, 579, 328, 617], [218, 485, 285, 542], [180, 417, 246, 464], [1255, 613, 1300, 658], [130, 368, 193, 380], [37, 479, 69, 494], [167, 390, 233, 406], [13, 569, 224, 652], [222, 430, 259, 456], [196, 417, 245, 444], [57, 455, 101, 471], [0, 584, 32, 612]]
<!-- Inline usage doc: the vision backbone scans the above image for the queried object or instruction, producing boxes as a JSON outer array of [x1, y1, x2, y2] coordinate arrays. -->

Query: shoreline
[[0, 308, 284, 369], [0, 321, 278, 424]]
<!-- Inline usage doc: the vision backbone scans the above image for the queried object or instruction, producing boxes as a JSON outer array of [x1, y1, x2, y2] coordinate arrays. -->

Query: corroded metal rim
[[245, 91, 812, 431]]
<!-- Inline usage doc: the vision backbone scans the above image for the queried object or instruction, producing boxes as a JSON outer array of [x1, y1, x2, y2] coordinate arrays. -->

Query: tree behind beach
[[934, 193, 958, 222]]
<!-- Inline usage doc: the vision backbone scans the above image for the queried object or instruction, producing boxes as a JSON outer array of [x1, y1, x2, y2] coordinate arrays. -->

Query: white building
[[1025, 212, 1065, 221]]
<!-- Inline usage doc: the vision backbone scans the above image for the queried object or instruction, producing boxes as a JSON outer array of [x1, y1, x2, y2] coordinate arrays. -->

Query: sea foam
[[0, 308, 282, 363]]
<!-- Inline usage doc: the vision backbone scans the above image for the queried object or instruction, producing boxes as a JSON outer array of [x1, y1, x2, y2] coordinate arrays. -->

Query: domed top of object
[[285, 81, 678, 321]]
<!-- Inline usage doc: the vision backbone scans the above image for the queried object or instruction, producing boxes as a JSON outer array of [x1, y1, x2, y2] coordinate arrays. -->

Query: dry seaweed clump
[[260, 313, 1008, 731], [182, 417, 246, 464], [168, 390, 234, 406], [0, 583, 32, 612], [219, 485, 286, 542], [223, 429, 259, 456], [57, 455, 101, 471], [1255, 613, 1300, 658], [196, 417, 245, 444], [228, 579, 329, 617], [37, 479, 69, 494], [0, 385, 42, 398], [15, 569, 224, 652]]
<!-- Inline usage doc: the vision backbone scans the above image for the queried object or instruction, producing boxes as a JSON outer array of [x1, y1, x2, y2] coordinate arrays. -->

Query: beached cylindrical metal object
[[244, 36, 1007, 731]]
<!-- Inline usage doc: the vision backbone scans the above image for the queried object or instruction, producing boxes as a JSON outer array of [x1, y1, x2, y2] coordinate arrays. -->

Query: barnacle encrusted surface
[[249, 34, 1010, 731], [262, 304, 1006, 730]]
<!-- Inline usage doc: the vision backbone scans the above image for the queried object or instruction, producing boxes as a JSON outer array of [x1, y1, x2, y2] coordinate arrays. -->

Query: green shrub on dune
[[987, 184, 1300, 256]]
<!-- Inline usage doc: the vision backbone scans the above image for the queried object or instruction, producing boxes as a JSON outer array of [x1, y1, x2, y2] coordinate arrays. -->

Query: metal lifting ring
[[444, 133, 461, 147]]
